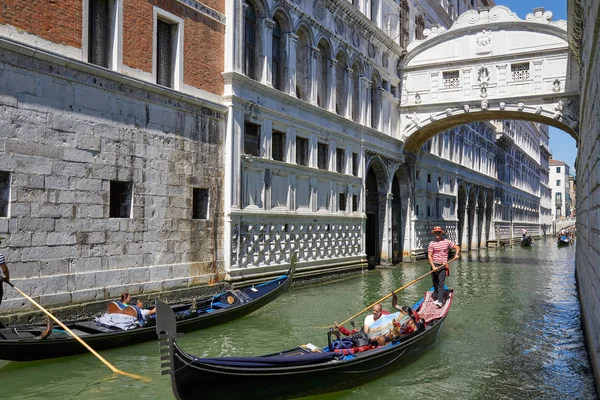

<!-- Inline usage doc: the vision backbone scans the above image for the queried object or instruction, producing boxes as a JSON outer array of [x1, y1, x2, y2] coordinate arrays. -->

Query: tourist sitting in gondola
[[335, 303, 390, 345]]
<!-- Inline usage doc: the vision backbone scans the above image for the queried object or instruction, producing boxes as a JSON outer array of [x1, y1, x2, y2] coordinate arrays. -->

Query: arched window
[[243, 0, 257, 80], [272, 19, 284, 91], [370, 0, 378, 25]]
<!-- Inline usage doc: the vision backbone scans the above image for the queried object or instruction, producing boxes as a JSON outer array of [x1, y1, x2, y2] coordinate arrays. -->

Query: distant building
[[569, 175, 576, 217], [549, 160, 571, 219]]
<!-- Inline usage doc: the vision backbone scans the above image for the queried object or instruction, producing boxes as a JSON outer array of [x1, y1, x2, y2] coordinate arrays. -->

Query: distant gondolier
[[0, 236, 10, 307], [428, 227, 460, 308]]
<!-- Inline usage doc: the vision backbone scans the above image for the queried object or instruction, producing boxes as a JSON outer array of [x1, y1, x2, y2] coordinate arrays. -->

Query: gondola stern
[[156, 300, 185, 400]]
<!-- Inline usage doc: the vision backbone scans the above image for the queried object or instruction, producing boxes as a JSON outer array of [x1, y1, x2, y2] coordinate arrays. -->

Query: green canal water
[[0, 238, 597, 399]]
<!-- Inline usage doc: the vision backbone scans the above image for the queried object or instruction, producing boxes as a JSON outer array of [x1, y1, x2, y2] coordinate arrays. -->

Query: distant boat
[[0, 260, 295, 362], [156, 288, 453, 400]]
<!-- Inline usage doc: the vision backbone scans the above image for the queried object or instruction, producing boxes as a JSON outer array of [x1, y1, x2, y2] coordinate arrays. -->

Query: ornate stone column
[[359, 76, 371, 126], [261, 18, 275, 86], [286, 33, 299, 97], [310, 46, 320, 105], [345, 67, 353, 119], [328, 58, 337, 113]]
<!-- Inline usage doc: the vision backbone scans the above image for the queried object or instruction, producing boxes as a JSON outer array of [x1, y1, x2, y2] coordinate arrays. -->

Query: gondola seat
[[108, 301, 126, 314]]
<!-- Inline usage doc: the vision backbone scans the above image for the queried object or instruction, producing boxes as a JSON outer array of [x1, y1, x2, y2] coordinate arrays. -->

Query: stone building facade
[[570, 0, 600, 390], [549, 159, 572, 219], [0, 0, 227, 312]]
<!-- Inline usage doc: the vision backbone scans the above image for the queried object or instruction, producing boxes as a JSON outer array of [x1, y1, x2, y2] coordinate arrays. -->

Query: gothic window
[[243, 0, 257, 80], [511, 62, 530, 81], [272, 19, 284, 91]]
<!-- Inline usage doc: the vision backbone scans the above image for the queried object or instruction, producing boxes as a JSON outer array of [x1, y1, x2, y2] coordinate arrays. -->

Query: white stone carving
[[463, 104, 470, 113], [499, 102, 506, 110], [430, 113, 437, 121], [476, 30, 492, 54], [554, 100, 564, 119], [415, 93, 421, 104], [517, 102, 525, 111], [535, 106, 542, 114], [553, 79, 561, 92], [406, 112, 422, 128], [481, 99, 489, 110], [446, 108, 453, 116]]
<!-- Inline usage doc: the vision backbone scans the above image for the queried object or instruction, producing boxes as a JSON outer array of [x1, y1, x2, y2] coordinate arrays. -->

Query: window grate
[[511, 62, 530, 81], [443, 70, 460, 88]]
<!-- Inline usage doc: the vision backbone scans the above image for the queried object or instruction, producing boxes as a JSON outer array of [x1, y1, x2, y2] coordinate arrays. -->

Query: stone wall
[[0, 39, 226, 313], [573, 0, 600, 392]]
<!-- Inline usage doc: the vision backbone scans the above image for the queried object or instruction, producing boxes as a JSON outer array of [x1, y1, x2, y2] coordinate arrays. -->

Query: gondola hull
[[520, 237, 533, 247], [0, 264, 294, 362], [557, 239, 571, 247], [157, 290, 451, 400]]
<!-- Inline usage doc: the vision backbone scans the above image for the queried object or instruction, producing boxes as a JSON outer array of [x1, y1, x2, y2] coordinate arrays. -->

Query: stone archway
[[364, 160, 387, 267]]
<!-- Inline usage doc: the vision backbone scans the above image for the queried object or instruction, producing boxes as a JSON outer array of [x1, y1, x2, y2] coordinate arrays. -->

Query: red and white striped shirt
[[428, 239, 455, 264]]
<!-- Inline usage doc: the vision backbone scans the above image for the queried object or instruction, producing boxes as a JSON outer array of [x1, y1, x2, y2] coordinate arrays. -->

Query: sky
[[491, 0, 577, 174]]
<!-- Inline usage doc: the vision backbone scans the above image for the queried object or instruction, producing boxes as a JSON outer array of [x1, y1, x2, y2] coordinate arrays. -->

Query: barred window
[[511, 62, 530, 81], [156, 19, 174, 87], [88, 0, 110, 68], [0, 171, 10, 217], [296, 137, 309, 166], [443, 70, 460, 88]]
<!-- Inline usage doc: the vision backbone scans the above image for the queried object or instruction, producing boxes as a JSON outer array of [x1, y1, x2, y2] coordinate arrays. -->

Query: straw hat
[[431, 226, 445, 234]]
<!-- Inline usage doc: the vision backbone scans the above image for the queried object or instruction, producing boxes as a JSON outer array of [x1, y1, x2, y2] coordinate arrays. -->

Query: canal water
[[0, 238, 597, 399]]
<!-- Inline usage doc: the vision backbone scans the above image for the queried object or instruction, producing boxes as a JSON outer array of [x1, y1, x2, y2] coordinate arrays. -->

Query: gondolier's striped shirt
[[428, 239, 456, 264], [0, 253, 5, 265]]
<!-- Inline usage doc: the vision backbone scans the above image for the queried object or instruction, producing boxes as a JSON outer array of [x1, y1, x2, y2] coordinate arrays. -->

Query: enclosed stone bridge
[[399, 6, 579, 153]]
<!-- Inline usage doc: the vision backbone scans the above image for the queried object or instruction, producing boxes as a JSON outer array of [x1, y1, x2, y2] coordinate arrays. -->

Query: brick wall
[[574, 0, 600, 393], [0, 0, 224, 95], [0, 0, 82, 47]]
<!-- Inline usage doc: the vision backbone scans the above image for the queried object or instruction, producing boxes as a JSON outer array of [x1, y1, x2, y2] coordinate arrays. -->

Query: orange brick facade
[[0, 0, 224, 95]]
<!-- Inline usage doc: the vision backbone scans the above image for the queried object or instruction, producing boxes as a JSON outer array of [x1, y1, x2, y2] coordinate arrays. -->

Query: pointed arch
[[370, 71, 381, 130]]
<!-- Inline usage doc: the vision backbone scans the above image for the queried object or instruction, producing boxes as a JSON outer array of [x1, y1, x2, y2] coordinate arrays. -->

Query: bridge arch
[[399, 6, 579, 153]]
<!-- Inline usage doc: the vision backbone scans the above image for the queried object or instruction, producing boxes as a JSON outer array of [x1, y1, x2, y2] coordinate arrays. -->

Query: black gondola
[[557, 237, 571, 247], [520, 236, 533, 247], [156, 288, 453, 400], [0, 258, 295, 362]]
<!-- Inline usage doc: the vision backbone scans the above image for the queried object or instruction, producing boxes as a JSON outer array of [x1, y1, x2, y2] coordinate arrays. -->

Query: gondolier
[[427, 227, 460, 307], [0, 236, 10, 307]]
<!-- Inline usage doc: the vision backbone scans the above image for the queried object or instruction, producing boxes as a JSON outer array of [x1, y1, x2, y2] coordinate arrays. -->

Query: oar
[[334, 259, 458, 328], [5, 281, 151, 382]]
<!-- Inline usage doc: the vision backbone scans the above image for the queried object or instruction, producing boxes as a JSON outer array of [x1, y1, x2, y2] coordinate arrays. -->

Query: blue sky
[[491, 0, 576, 174]]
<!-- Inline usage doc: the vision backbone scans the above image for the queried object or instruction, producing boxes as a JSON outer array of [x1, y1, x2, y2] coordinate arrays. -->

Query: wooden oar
[[335, 259, 458, 327], [5, 281, 151, 382]]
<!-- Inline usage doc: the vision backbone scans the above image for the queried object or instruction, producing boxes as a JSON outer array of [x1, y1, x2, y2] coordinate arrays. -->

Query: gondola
[[156, 287, 453, 400], [557, 237, 571, 247], [520, 236, 533, 247], [0, 258, 295, 362]]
